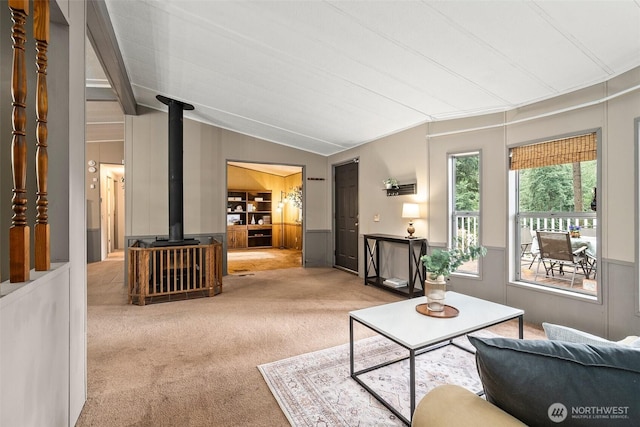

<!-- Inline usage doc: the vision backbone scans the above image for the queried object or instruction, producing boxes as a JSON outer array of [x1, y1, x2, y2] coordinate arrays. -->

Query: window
[[512, 133, 598, 296], [450, 152, 481, 275]]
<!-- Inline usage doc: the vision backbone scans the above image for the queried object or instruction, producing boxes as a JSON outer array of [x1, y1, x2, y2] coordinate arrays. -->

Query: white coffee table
[[349, 291, 524, 425]]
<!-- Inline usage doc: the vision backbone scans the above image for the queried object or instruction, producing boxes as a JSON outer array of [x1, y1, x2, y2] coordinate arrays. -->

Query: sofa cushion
[[468, 336, 640, 426], [542, 322, 639, 347], [411, 384, 525, 427]]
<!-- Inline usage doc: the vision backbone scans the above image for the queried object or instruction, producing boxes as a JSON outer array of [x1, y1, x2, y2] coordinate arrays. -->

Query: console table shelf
[[363, 234, 427, 298]]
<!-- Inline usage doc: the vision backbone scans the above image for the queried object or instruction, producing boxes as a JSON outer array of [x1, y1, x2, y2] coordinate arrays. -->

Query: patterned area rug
[[258, 331, 497, 426]]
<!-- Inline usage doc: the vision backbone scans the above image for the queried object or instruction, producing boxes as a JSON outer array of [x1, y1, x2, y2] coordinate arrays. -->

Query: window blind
[[510, 133, 596, 170]]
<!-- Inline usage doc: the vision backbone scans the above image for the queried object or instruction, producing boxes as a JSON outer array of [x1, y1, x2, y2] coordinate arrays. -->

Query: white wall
[[86, 141, 124, 229], [329, 125, 429, 281], [67, 0, 88, 420], [124, 107, 332, 266], [126, 107, 330, 238], [328, 66, 640, 340], [1, 265, 71, 426], [122, 43, 640, 341]]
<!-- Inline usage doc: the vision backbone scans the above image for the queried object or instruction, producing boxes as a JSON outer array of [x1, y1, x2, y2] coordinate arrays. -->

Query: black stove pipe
[[156, 95, 194, 243]]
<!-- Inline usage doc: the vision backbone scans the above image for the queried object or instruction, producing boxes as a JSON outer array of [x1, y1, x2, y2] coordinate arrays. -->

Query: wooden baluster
[[139, 250, 149, 306], [174, 249, 178, 292], [34, 0, 50, 271], [127, 247, 135, 304], [186, 247, 192, 290], [9, 0, 30, 283], [206, 244, 214, 297]]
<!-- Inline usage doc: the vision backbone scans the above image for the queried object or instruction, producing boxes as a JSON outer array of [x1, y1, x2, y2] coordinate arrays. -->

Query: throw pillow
[[542, 322, 639, 347], [469, 336, 640, 426], [624, 337, 640, 348]]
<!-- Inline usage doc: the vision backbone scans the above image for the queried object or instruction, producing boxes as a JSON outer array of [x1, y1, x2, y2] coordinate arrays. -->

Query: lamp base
[[406, 221, 415, 239]]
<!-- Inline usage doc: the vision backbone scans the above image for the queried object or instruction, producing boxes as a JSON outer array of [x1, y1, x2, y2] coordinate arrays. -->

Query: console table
[[363, 234, 427, 298]]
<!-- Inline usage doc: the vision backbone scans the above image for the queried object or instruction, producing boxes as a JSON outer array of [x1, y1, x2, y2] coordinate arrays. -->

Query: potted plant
[[420, 245, 487, 311], [569, 224, 581, 238], [383, 178, 398, 189]]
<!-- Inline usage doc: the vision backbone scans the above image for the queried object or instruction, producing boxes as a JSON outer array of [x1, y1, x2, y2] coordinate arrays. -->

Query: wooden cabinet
[[227, 226, 247, 249], [227, 190, 272, 248]]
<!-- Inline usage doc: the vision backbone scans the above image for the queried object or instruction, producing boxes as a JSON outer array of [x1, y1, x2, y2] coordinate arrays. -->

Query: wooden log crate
[[128, 240, 222, 305]]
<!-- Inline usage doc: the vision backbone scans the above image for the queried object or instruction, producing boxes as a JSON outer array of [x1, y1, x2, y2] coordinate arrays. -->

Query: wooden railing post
[[9, 0, 30, 283], [34, 0, 50, 271], [139, 250, 149, 306]]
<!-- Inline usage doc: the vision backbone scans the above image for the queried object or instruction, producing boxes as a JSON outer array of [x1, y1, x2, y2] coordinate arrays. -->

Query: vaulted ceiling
[[88, 1, 640, 156]]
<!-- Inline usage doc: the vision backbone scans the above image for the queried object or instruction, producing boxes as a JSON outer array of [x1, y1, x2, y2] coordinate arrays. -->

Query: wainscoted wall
[[1, 265, 71, 426], [430, 247, 639, 341], [87, 228, 101, 263], [605, 260, 637, 340], [516, 259, 636, 341], [304, 230, 332, 268], [506, 279, 607, 337], [125, 231, 322, 278], [446, 246, 507, 305]]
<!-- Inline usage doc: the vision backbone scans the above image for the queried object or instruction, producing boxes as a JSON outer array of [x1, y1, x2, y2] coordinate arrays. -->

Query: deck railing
[[128, 240, 222, 305], [452, 212, 597, 279], [453, 213, 479, 252], [518, 213, 597, 234], [454, 213, 598, 245]]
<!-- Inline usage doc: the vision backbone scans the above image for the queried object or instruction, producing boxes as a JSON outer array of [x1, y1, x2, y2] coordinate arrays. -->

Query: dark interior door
[[335, 161, 358, 272]]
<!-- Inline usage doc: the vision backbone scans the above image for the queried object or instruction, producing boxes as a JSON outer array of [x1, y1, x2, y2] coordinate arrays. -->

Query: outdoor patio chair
[[520, 227, 532, 257], [520, 227, 537, 268], [584, 253, 597, 279], [535, 231, 590, 287], [526, 227, 560, 270]]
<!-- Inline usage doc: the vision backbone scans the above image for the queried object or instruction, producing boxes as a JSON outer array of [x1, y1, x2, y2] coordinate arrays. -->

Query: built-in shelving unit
[[227, 190, 272, 248]]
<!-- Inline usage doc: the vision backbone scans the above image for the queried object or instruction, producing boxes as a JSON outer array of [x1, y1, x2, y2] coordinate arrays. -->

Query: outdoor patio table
[[570, 235, 596, 258]]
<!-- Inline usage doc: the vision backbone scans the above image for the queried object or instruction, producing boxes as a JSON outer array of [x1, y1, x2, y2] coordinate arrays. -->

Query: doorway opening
[[226, 161, 303, 274], [100, 163, 125, 261]]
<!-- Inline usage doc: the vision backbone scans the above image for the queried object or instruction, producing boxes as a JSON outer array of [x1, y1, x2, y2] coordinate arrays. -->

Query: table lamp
[[402, 203, 420, 238]]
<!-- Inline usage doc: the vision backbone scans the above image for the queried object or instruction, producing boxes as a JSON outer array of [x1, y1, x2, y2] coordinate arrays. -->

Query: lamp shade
[[402, 203, 420, 219]]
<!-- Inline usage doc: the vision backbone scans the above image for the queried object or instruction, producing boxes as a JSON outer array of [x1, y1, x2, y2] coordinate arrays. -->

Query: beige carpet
[[77, 259, 545, 427]]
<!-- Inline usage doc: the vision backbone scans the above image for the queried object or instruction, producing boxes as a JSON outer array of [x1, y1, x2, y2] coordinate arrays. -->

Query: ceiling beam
[[86, 0, 137, 115], [86, 87, 118, 102]]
